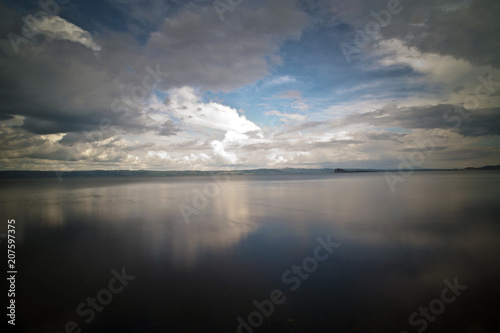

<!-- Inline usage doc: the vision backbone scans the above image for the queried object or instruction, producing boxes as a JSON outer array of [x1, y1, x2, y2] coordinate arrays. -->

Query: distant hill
[[463, 165, 500, 171], [0, 165, 498, 179], [0, 168, 372, 179]]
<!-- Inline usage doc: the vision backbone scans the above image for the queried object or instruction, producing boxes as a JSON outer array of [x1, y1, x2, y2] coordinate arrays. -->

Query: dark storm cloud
[[20, 116, 95, 135], [103, 0, 214, 36], [0, 34, 144, 134], [351, 104, 500, 137], [353, 104, 455, 130], [413, 0, 500, 68], [0, 1, 22, 35], [306, 0, 500, 68], [0, 124, 45, 151], [429, 146, 500, 163], [458, 108, 500, 137], [0, 114, 13, 121], [144, 0, 308, 92]]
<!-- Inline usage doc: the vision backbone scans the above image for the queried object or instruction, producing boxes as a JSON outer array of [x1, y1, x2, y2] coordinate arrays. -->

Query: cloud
[[264, 75, 297, 87], [158, 120, 181, 136], [0, 0, 307, 138], [291, 99, 309, 111], [453, 86, 465, 94], [369, 39, 489, 90], [1, 0, 499, 171], [439, 0, 474, 13], [309, 139, 363, 148], [329, 0, 500, 68], [265, 110, 307, 122], [211, 140, 238, 164], [350, 104, 500, 137], [25, 15, 101, 52], [402, 146, 447, 153], [146, 0, 308, 91], [166, 87, 261, 134], [0, 114, 14, 121], [366, 131, 407, 143], [274, 90, 302, 99], [58, 130, 117, 145]]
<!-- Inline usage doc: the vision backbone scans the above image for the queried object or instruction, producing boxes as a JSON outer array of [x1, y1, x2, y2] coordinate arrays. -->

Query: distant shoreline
[[1, 166, 499, 179]]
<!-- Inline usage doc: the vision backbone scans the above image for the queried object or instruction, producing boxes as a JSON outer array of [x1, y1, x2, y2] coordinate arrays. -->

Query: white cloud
[[166, 87, 261, 134], [146, 150, 171, 160], [265, 110, 307, 122], [372, 39, 470, 81], [211, 140, 238, 164], [264, 75, 297, 87], [224, 130, 250, 143], [369, 39, 497, 106], [26, 15, 101, 52]]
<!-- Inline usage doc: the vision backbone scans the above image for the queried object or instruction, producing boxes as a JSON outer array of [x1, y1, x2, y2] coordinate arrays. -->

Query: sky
[[0, 0, 499, 171]]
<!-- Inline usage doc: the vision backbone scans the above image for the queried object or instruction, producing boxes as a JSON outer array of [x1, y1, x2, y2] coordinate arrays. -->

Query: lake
[[1, 171, 500, 332]]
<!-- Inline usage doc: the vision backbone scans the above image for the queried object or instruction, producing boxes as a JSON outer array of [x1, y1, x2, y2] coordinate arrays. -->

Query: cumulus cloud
[[166, 87, 261, 134], [211, 140, 238, 164], [0, 0, 499, 171], [0, 0, 309, 140]]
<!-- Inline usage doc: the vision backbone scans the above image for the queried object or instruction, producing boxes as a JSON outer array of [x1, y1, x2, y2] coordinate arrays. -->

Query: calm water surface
[[1, 172, 500, 332]]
